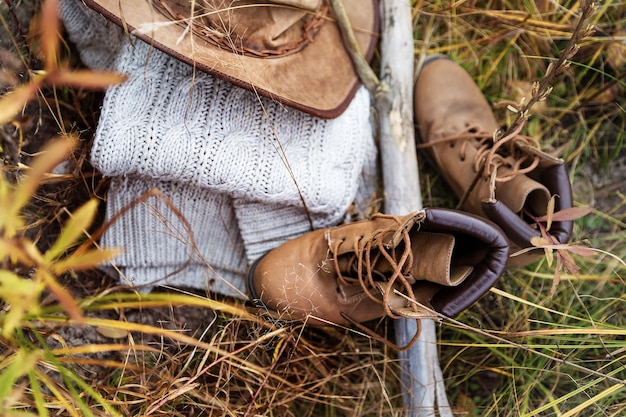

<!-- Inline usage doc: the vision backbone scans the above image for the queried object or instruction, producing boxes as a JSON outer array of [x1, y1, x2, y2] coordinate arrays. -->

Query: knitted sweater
[[60, 0, 378, 298]]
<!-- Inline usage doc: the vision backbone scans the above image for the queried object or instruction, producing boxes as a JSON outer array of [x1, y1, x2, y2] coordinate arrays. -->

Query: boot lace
[[328, 212, 432, 350], [417, 123, 542, 207]]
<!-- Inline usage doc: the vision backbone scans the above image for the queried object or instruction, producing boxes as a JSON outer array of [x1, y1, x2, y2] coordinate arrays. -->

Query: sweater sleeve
[[59, 0, 124, 70]]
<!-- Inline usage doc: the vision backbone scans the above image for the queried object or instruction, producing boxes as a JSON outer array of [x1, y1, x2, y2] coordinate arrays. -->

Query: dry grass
[[1, 0, 625, 416], [414, 0, 626, 415]]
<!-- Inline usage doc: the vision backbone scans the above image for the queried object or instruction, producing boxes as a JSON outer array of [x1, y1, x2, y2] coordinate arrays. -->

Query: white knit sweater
[[60, 0, 378, 298]]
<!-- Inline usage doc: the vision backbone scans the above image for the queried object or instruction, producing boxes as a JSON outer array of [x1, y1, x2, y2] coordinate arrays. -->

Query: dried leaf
[[39, 0, 61, 70], [565, 245, 596, 257], [37, 270, 84, 324], [0, 80, 42, 125], [545, 246, 554, 267], [8, 138, 77, 236], [549, 256, 562, 298], [44, 199, 99, 262], [546, 195, 555, 231], [531, 236, 555, 266], [48, 69, 127, 90], [536, 206, 594, 223], [52, 248, 121, 274], [530, 236, 551, 247], [559, 249, 580, 276]]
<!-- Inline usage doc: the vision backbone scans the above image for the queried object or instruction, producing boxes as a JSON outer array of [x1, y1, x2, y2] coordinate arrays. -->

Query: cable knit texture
[[90, 41, 373, 217], [102, 176, 248, 298], [60, 0, 378, 297]]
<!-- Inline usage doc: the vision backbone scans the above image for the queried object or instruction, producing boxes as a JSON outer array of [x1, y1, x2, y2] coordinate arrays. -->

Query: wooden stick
[[329, 0, 453, 415]]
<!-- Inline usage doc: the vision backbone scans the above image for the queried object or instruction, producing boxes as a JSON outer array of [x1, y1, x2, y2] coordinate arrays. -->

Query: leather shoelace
[[329, 213, 428, 350], [331, 213, 417, 319], [417, 124, 542, 206]]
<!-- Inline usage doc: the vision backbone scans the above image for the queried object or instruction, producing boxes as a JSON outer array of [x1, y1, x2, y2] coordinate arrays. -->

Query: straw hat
[[83, 0, 379, 118]]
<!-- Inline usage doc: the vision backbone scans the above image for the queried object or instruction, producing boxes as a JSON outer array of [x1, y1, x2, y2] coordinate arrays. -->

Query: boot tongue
[[375, 282, 440, 319], [490, 160, 551, 215], [334, 227, 471, 288], [411, 233, 472, 286]]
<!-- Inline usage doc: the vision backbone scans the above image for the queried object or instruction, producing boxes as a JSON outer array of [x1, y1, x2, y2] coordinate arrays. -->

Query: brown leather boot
[[247, 208, 508, 331], [414, 56, 573, 258]]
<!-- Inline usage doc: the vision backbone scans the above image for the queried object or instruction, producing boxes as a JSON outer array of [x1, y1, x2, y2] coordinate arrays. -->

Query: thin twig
[[327, 0, 379, 93], [501, 0, 596, 138]]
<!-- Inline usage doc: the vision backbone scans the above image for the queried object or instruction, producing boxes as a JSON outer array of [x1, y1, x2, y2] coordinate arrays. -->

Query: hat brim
[[83, 0, 379, 118]]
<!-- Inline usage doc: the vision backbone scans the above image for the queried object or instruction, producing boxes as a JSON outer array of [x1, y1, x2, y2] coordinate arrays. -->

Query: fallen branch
[[329, 0, 452, 415]]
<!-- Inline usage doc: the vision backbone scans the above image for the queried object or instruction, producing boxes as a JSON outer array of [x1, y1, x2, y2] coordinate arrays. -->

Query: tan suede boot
[[247, 208, 508, 332], [414, 56, 573, 258]]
